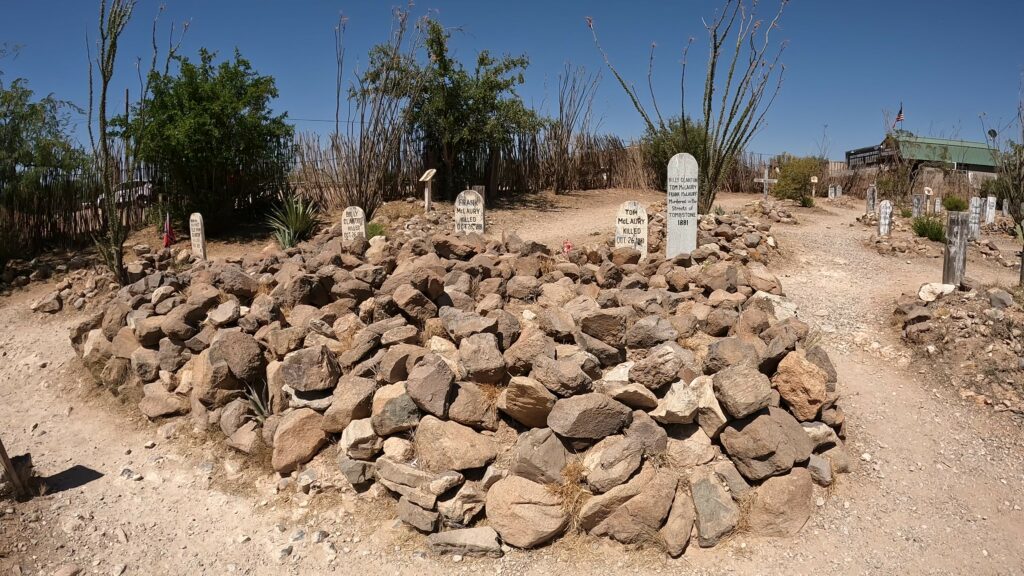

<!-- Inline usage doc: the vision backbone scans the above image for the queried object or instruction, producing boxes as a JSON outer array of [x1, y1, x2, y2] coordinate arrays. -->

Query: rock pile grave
[[65, 202, 847, 557]]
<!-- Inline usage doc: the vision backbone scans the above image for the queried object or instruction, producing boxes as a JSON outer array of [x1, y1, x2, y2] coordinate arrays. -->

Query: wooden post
[[0, 436, 27, 498], [419, 169, 436, 215], [943, 211, 969, 287]]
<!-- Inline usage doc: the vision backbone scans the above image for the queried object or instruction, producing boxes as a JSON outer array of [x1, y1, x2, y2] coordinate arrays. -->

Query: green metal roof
[[894, 135, 997, 167]]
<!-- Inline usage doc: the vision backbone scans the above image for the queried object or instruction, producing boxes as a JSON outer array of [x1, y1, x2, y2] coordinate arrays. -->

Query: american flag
[[894, 103, 905, 126]]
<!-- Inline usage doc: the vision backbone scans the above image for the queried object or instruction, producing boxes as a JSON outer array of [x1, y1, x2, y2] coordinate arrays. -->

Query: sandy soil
[[2, 191, 1024, 575]]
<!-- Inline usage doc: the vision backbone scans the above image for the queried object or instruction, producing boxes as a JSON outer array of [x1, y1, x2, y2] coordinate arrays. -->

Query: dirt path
[[2, 191, 1024, 575]]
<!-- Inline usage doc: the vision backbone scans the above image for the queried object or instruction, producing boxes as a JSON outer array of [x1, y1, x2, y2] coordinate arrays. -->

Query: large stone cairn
[[69, 212, 848, 556]]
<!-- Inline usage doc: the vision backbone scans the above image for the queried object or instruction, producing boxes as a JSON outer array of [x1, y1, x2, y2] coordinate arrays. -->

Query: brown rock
[[592, 472, 677, 544], [459, 333, 506, 383], [485, 476, 568, 548], [371, 382, 422, 436], [746, 467, 813, 536], [272, 408, 328, 473], [406, 354, 455, 417], [415, 416, 498, 473], [771, 350, 828, 421], [321, 375, 378, 433], [498, 377, 557, 429], [712, 362, 771, 419]]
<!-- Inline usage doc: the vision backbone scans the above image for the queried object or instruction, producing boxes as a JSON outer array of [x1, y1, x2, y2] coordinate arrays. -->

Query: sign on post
[[341, 206, 367, 242], [455, 189, 485, 234], [614, 201, 649, 259], [866, 185, 877, 214], [968, 197, 982, 240], [189, 213, 207, 260], [878, 200, 893, 236], [667, 153, 699, 258], [419, 169, 436, 214]]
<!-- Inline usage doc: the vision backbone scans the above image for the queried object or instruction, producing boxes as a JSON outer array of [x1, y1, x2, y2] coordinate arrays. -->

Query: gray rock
[[427, 527, 502, 558], [583, 435, 643, 493], [629, 344, 687, 390], [337, 456, 376, 486], [719, 406, 813, 481], [398, 496, 439, 532], [591, 471, 677, 544], [530, 355, 592, 397], [547, 393, 632, 439], [406, 354, 455, 417], [277, 345, 341, 393], [371, 382, 422, 436], [459, 333, 506, 383], [690, 467, 739, 547], [509, 428, 569, 485]]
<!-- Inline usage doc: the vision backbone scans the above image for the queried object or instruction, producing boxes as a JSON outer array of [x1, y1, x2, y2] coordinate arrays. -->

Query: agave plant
[[267, 196, 320, 248]]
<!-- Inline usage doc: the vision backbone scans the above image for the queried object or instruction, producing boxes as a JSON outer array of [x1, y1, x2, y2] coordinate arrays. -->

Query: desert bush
[[798, 196, 815, 208], [942, 196, 968, 212], [267, 196, 320, 248], [774, 155, 824, 201], [366, 222, 385, 239], [900, 207, 912, 218], [912, 216, 946, 242]]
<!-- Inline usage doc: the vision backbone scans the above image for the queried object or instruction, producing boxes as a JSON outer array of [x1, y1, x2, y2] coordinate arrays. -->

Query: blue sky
[[1, 0, 1022, 159]]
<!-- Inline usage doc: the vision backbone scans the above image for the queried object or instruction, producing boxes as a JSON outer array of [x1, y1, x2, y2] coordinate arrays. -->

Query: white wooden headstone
[[911, 194, 925, 218], [614, 201, 649, 259], [455, 189, 485, 234], [866, 186, 877, 214], [667, 153, 699, 258], [828, 184, 837, 199], [836, 185, 843, 198], [878, 200, 893, 236], [341, 206, 367, 241], [189, 213, 207, 260], [985, 195, 997, 224], [1002, 201, 1009, 217], [968, 197, 982, 240], [934, 197, 941, 214]]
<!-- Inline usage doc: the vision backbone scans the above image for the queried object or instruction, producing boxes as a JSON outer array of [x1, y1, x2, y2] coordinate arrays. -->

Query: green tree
[[773, 154, 825, 201], [360, 18, 542, 201], [118, 48, 293, 231], [640, 116, 706, 191]]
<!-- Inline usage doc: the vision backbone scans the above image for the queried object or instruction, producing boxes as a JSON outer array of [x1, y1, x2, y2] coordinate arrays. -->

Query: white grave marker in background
[[341, 206, 367, 241], [911, 194, 925, 218], [968, 197, 982, 239], [753, 167, 777, 200], [836, 185, 843, 197], [828, 184, 837, 199], [189, 213, 207, 260], [878, 200, 893, 236], [985, 195, 997, 224], [614, 201, 649, 259], [667, 153, 699, 258], [455, 189, 485, 234], [866, 185, 877, 214]]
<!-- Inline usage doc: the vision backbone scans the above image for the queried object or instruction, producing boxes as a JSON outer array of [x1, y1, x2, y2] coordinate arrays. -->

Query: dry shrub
[[547, 457, 591, 533]]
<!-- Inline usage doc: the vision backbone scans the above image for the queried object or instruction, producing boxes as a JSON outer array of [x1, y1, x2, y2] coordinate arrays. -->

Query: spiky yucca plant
[[267, 196, 320, 248]]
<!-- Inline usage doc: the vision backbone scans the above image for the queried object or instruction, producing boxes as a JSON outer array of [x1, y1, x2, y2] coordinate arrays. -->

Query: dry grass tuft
[[478, 382, 504, 408], [731, 491, 757, 538], [547, 457, 592, 534]]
